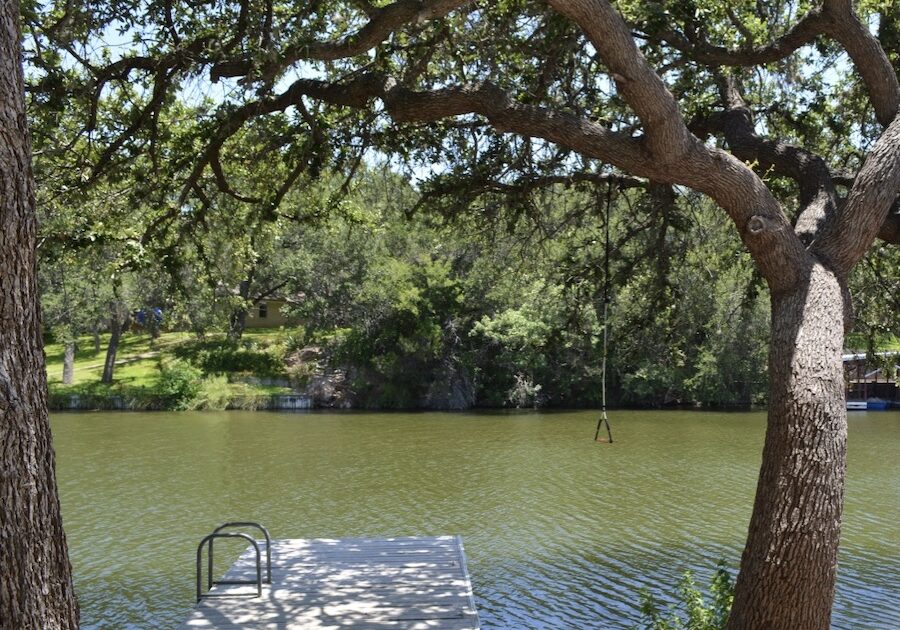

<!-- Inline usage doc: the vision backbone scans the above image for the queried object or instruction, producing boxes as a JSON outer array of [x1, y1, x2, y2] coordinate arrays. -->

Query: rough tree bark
[[729, 264, 848, 628], [0, 0, 79, 626], [62, 342, 75, 385]]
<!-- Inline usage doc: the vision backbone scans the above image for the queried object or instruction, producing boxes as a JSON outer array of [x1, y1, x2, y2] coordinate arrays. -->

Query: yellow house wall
[[245, 299, 294, 328]]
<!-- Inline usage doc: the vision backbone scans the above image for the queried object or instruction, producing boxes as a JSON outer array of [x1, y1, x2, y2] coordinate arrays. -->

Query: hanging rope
[[594, 182, 614, 444]]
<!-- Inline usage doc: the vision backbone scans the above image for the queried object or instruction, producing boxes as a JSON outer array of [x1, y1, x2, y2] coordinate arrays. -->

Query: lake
[[51, 409, 900, 629]]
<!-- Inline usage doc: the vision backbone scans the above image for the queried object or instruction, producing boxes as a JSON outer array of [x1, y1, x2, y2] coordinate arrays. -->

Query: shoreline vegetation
[[46, 327, 898, 412]]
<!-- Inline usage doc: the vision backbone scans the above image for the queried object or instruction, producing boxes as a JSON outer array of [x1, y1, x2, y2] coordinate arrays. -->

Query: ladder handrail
[[211, 522, 272, 584], [196, 532, 261, 602]]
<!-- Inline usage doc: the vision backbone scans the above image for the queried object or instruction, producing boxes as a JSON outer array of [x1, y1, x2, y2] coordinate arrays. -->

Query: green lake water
[[51, 409, 900, 629]]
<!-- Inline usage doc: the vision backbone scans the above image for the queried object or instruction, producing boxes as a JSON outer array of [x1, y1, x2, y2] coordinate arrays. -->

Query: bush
[[189, 375, 232, 410], [156, 360, 203, 410], [173, 339, 285, 376], [636, 561, 734, 630]]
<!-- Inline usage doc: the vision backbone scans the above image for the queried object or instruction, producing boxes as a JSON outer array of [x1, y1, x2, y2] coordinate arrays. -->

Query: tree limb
[[209, 0, 472, 82], [817, 114, 900, 271], [543, 0, 808, 292], [643, 5, 828, 67], [548, 0, 693, 160], [824, 0, 900, 128], [709, 76, 838, 245]]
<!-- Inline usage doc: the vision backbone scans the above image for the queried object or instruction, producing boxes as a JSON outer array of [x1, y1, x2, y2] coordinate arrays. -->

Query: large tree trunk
[[62, 342, 75, 385], [0, 1, 79, 626], [728, 263, 847, 630]]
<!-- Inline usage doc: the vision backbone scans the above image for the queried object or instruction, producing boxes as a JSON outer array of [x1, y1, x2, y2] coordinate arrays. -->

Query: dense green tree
[[14, 1, 900, 628]]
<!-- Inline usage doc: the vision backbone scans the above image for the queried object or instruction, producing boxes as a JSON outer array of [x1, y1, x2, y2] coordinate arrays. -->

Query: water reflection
[[51, 410, 900, 629]]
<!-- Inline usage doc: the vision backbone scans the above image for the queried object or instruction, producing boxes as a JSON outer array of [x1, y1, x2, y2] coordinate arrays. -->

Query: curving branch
[[90, 36, 214, 92], [817, 115, 900, 270], [543, 0, 807, 292], [823, 0, 900, 128], [209, 0, 472, 82], [708, 76, 838, 245], [548, 0, 693, 160], [210, 148, 263, 204], [646, 5, 828, 67], [307, 68, 804, 289]]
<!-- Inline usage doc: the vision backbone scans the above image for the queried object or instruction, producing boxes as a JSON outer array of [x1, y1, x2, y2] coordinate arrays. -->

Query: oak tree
[[14, 0, 900, 628]]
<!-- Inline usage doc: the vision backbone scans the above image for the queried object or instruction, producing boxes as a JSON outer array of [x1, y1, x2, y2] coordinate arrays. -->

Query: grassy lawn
[[44, 328, 301, 403], [844, 333, 900, 353], [44, 331, 192, 386]]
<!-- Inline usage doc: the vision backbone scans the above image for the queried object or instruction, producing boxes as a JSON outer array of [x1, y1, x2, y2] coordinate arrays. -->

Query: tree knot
[[747, 214, 778, 235]]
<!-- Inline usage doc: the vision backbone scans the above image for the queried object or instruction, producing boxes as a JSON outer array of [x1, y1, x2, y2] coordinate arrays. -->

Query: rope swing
[[594, 182, 614, 444]]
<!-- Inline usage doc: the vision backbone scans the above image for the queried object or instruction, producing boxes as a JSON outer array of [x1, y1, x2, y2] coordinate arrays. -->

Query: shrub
[[156, 360, 203, 410], [636, 561, 734, 630], [506, 373, 544, 408], [189, 375, 232, 410], [173, 338, 285, 376]]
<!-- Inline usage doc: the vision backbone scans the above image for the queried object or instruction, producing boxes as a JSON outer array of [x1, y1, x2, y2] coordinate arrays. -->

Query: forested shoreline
[[40, 167, 896, 411]]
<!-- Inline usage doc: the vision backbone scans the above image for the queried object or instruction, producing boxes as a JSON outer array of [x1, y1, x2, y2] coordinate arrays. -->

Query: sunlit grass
[[845, 333, 900, 353], [44, 327, 300, 398]]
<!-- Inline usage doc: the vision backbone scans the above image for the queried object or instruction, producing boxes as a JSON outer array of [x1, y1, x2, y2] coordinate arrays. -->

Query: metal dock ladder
[[195, 521, 272, 602]]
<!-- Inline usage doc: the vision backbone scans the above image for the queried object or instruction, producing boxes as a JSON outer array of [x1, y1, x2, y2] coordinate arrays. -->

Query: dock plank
[[181, 536, 480, 629]]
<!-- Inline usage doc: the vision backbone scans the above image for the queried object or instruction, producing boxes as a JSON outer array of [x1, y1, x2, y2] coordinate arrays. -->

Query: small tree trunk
[[228, 307, 248, 340], [101, 305, 123, 384], [229, 279, 252, 341], [92, 325, 101, 353], [62, 342, 75, 385], [0, 1, 79, 625], [728, 263, 847, 630]]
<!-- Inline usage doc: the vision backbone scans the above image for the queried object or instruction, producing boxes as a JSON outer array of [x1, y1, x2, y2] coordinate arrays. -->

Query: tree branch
[[548, 0, 693, 160], [543, 0, 807, 292], [643, 5, 828, 67], [709, 76, 838, 245], [210, 148, 263, 204], [817, 114, 900, 271], [210, 0, 471, 82], [824, 0, 900, 128]]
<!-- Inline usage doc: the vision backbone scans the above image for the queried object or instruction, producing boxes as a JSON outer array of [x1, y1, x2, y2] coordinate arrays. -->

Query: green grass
[[44, 331, 191, 386], [845, 333, 900, 353], [44, 328, 301, 406]]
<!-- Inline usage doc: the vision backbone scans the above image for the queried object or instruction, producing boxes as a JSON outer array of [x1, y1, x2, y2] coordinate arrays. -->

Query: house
[[844, 352, 899, 404], [245, 299, 297, 328]]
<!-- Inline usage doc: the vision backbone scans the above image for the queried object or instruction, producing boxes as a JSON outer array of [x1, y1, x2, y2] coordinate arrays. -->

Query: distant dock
[[182, 535, 481, 629]]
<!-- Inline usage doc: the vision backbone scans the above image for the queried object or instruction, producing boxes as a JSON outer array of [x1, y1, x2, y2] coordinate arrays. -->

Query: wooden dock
[[181, 535, 481, 629]]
